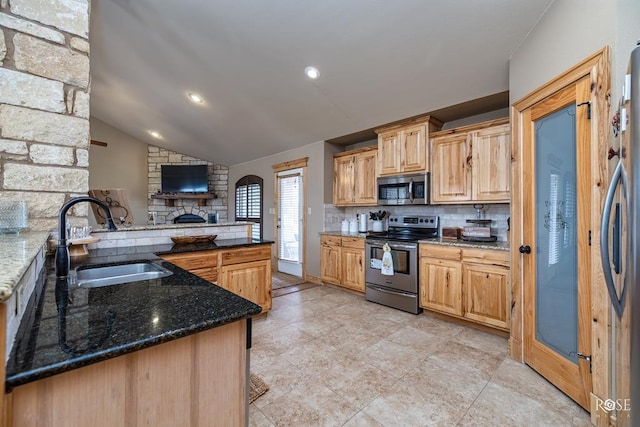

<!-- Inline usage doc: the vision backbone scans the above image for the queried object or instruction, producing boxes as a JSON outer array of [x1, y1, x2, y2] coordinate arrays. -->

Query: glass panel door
[[534, 104, 578, 363], [277, 169, 302, 277]]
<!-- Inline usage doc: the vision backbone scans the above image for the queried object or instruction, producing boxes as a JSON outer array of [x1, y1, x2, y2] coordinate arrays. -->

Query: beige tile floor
[[250, 284, 592, 426]]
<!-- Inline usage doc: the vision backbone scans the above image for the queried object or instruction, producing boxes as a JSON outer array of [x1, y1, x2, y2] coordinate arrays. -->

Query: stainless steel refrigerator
[[601, 42, 639, 426]]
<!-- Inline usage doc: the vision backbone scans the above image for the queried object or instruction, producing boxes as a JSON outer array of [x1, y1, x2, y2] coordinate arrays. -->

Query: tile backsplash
[[324, 203, 510, 241]]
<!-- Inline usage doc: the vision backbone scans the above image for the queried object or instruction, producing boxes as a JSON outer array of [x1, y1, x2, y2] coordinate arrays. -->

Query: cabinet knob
[[519, 245, 531, 254]]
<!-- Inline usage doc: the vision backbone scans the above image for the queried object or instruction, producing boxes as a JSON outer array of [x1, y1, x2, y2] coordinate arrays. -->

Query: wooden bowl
[[171, 235, 217, 244]]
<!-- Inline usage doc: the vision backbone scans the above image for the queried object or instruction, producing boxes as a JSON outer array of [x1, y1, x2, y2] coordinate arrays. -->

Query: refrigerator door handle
[[600, 160, 629, 318]]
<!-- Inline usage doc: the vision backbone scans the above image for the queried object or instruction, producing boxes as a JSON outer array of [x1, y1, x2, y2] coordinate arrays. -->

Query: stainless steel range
[[365, 215, 439, 314]]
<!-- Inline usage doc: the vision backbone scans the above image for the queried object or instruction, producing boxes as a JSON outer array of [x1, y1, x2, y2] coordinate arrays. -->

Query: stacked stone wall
[[147, 145, 229, 225], [0, 0, 91, 231]]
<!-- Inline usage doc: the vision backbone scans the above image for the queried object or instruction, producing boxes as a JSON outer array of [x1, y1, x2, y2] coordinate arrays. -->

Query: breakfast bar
[[2, 232, 272, 426]]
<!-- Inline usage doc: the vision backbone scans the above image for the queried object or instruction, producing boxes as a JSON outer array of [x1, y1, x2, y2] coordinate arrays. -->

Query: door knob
[[519, 245, 531, 254]]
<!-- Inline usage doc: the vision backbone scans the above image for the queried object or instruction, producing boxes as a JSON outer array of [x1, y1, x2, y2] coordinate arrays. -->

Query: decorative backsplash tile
[[324, 203, 510, 241]]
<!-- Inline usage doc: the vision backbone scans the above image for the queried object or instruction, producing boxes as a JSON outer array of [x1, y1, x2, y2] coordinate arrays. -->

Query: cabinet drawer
[[191, 267, 219, 284], [341, 237, 364, 249], [161, 251, 218, 270], [221, 245, 271, 265], [420, 244, 461, 261], [462, 248, 509, 267], [321, 235, 342, 246]]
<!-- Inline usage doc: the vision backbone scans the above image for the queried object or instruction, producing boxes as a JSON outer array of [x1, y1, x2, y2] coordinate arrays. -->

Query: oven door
[[365, 239, 418, 293]]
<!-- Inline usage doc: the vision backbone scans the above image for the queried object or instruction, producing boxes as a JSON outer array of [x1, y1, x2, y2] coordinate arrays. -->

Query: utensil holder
[[372, 220, 384, 232]]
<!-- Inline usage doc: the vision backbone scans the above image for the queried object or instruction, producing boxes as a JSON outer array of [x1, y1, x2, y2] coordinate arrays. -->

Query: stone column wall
[[0, 0, 90, 232], [148, 145, 229, 224]]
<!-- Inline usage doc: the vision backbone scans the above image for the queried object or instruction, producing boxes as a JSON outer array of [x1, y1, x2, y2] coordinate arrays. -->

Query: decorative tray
[[171, 235, 217, 244]]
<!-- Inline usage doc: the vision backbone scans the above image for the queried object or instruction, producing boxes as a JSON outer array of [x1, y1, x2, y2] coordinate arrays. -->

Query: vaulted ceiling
[[89, 0, 553, 166]]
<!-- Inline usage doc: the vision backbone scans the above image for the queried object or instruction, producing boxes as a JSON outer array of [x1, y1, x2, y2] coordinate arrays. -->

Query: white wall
[[229, 140, 340, 278], [509, 0, 616, 104], [89, 117, 149, 225]]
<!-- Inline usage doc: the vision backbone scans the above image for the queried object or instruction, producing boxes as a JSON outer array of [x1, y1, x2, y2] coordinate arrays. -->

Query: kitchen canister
[[0, 200, 28, 233], [341, 220, 349, 233], [349, 219, 358, 233], [358, 213, 367, 232]]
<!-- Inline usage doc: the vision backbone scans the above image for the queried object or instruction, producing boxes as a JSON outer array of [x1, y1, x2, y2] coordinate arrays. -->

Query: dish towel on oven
[[381, 243, 394, 275]]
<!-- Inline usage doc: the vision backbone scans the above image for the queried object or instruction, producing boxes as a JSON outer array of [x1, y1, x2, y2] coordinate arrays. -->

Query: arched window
[[235, 175, 263, 240]]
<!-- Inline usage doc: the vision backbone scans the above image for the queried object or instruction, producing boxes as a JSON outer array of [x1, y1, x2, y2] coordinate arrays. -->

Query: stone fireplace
[[147, 144, 229, 225]]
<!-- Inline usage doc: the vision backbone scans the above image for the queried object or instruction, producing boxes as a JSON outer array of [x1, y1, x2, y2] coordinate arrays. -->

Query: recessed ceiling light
[[149, 130, 162, 139], [304, 66, 320, 80], [188, 92, 204, 104]]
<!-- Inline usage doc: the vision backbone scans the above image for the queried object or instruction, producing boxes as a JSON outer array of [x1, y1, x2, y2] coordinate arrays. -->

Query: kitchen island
[[3, 237, 272, 426]]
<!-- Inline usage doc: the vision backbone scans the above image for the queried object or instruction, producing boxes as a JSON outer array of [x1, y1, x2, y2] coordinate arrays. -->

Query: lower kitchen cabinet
[[320, 235, 365, 292], [419, 244, 510, 331], [419, 246, 463, 316], [160, 244, 272, 313]]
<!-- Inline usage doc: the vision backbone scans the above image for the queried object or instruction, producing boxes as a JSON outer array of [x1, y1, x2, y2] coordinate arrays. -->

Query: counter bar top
[[5, 238, 272, 391]]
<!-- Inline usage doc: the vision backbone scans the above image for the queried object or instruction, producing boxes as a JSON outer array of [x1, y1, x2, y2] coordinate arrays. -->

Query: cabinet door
[[220, 259, 271, 312], [471, 124, 511, 201], [333, 155, 355, 205], [320, 239, 341, 285], [341, 246, 365, 292], [400, 124, 427, 173], [378, 131, 400, 175], [462, 262, 510, 330], [431, 133, 472, 203], [419, 257, 463, 316], [354, 150, 378, 205]]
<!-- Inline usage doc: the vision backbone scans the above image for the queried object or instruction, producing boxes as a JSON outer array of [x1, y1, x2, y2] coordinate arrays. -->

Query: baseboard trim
[[304, 274, 322, 284]]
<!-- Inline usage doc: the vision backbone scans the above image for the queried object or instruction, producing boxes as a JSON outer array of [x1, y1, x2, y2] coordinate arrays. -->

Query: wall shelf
[[151, 193, 217, 207]]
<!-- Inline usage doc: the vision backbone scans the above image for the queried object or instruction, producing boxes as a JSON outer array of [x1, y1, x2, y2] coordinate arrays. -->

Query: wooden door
[[341, 246, 365, 292], [320, 236, 341, 285], [378, 131, 400, 175], [431, 133, 472, 203], [400, 124, 427, 172], [333, 155, 355, 205], [463, 262, 510, 330], [354, 150, 378, 205], [471, 123, 511, 201], [220, 259, 271, 312], [522, 78, 592, 409], [419, 256, 463, 316]]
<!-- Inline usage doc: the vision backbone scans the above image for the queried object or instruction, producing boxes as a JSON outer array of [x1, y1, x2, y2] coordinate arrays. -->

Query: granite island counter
[[3, 236, 273, 427]]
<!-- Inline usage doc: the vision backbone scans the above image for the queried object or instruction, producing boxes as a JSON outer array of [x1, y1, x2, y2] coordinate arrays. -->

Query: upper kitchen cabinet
[[333, 147, 378, 206], [376, 115, 443, 176], [431, 118, 511, 204], [471, 123, 511, 201]]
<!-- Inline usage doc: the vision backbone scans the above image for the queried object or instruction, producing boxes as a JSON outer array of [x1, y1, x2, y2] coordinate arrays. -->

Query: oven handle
[[368, 284, 416, 298], [366, 240, 417, 250]]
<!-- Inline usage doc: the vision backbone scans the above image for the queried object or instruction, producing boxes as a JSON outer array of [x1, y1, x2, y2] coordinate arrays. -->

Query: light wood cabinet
[[430, 118, 510, 204], [160, 244, 272, 313], [419, 244, 510, 331], [8, 320, 249, 427], [431, 133, 471, 203], [320, 235, 365, 292], [419, 246, 463, 316], [471, 123, 511, 201], [376, 115, 443, 176], [333, 147, 377, 206]]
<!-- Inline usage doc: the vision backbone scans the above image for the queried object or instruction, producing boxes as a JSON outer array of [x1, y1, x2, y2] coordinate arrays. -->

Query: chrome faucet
[[55, 196, 117, 278]]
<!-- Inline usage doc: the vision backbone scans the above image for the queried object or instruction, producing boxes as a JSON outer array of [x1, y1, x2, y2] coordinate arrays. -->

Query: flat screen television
[[161, 164, 209, 193]]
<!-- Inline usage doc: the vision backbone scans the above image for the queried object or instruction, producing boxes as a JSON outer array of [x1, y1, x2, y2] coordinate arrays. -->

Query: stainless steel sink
[[75, 262, 173, 288]]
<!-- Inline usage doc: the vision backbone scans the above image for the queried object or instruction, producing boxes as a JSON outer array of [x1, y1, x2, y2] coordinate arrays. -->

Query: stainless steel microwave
[[377, 173, 430, 205]]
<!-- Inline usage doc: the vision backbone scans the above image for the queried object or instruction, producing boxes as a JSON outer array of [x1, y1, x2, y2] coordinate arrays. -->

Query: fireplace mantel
[[151, 193, 217, 207]]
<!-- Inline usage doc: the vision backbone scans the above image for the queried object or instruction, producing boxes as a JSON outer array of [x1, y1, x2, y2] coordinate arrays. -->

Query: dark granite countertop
[[5, 238, 272, 391]]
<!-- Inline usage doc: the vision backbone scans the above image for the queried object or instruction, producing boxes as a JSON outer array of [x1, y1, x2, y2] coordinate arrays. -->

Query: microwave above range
[[377, 173, 430, 205]]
